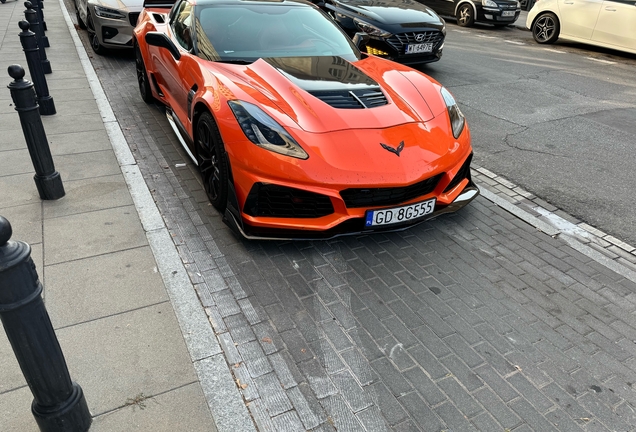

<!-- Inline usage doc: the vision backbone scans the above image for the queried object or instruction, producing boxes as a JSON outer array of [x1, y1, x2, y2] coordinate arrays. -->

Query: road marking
[[586, 57, 616, 64], [543, 48, 564, 53], [504, 40, 524, 45], [453, 29, 470, 33], [477, 35, 496, 39]]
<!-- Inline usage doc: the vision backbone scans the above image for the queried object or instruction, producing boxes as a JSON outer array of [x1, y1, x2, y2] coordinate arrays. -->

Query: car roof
[[192, 0, 312, 6]]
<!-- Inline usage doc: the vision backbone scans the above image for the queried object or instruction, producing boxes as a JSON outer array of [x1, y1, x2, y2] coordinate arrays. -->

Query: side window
[[171, 1, 194, 51]]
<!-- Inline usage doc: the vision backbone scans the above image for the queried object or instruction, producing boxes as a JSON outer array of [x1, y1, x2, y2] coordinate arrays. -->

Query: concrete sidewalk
[[0, 1, 251, 430]]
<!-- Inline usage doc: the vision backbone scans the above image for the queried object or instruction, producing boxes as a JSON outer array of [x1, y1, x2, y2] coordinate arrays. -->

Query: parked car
[[133, 0, 478, 239], [75, 0, 144, 54], [318, 0, 446, 66], [527, 0, 636, 55], [415, 0, 521, 27]]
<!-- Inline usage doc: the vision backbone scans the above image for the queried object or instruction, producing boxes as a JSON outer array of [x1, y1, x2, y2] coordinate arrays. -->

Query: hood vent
[[308, 87, 388, 109]]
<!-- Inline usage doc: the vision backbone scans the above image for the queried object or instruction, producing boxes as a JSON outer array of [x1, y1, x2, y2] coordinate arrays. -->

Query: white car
[[526, 0, 636, 55], [75, 0, 144, 54]]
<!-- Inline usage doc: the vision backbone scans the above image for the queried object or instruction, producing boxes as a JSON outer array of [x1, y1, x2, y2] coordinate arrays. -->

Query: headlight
[[482, 0, 498, 7], [440, 87, 465, 139], [228, 101, 308, 160], [93, 5, 126, 19], [353, 18, 392, 37]]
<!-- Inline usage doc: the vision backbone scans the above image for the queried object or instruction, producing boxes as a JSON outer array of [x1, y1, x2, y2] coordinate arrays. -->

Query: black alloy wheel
[[532, 12, 560, 44], [135, 43, 155, 104], [87, 12, 106, 55], [196, 112, 229, 212], [456, 4, 475, 27]]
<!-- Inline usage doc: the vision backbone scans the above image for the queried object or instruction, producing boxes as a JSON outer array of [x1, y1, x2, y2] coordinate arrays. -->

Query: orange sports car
[[133, 0, 478, 239]]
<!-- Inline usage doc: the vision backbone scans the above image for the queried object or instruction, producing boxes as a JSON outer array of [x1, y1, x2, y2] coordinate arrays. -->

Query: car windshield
[[194, 3, 359, 63]]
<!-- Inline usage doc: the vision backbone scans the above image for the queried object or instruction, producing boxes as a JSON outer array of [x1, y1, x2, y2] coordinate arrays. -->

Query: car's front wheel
[[86, 12, 106, 55], [195, 112, 229, 212], [532, 12, 560, 44], [456, 4, 475, 27]]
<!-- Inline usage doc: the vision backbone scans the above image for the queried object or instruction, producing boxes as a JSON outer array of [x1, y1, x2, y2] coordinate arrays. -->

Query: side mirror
[[351, 32, 370, 49], [145, 32, 181, 60]]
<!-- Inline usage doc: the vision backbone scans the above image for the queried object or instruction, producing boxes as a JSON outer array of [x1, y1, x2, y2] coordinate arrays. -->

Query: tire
[[456, 4, 475, 27], [134, 43, 156, 104], [532, 12, 560, 44], [76, 9, 87, 30], [195, 112, 229, 212], [87, 12, 106, 55]]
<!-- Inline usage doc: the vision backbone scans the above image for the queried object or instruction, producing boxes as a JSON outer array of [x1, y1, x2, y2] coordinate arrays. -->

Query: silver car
[[75, 0, 144, 54]]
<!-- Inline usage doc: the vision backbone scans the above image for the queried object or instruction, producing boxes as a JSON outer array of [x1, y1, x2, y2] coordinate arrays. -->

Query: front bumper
[[226, 182, 479, 240], [366, 31, 445, 66], [479, 8, 521, 23], [89, 6, 140, 49]]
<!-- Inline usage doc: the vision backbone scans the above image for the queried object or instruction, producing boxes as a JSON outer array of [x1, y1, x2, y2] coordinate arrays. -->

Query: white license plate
[[502, 10, 515, 16], [405, 43, 433, 54], [365, 198, 436, 227]]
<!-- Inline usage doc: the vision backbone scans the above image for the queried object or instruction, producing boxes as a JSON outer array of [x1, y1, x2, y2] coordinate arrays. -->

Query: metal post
[[7, 64, 64, 199], [0, 216, 92, 432], [17, 22, 55, 116], [37, 0, 47, 31], [24, 2, 51, 69]]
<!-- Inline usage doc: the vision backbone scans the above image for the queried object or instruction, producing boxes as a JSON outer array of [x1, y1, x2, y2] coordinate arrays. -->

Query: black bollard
[[17, 22, 55, 115], [0, 216, 92, 432], [37, 0, 47, 31], [27, 0, 49, 47], [7, 65, 64, 199], [24, 3, 51, 70]]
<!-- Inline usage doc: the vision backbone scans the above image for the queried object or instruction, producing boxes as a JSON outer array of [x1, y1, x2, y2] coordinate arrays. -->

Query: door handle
[[564, 1, 574, 4], [604, 6, 616, 9]]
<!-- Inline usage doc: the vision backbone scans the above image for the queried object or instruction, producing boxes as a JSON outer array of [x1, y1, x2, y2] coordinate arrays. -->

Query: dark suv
[[415, 0, 520, 27]]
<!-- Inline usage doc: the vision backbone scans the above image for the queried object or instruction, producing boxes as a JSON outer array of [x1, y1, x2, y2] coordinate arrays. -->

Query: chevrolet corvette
[[133, 0, 479, 239]]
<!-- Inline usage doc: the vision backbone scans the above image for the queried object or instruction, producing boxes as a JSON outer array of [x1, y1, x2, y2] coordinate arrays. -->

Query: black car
[[317, 0, 446, 66], [415, 0, 520, 27]]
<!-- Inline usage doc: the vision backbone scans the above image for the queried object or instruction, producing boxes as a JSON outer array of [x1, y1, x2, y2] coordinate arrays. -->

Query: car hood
[[88, 0, 144, 10], [330, 0, 444, 26], [213, 56, 448, 134]]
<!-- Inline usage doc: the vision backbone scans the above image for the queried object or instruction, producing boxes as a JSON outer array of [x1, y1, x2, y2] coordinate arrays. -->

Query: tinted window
[[194, 3, 359, 63], [171, 1, 194, 51]]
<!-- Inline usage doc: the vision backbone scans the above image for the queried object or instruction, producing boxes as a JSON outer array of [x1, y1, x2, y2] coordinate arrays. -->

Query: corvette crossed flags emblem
[[380, 141, 405, 156]]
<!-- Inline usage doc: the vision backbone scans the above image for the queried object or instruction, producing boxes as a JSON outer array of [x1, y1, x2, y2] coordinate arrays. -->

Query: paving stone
[[320, 394, 366, 432], [442, 333, 485, 369], [347, 328, 384, 362], [411, 325, 452, 359], [300, 359, 338, 399], [509, 398, 561, 432], [439, 355, 484, 393], [237, 340, 274, 378], [403, 367, 446, 406], [380, 316, 420, 349], [369, 382, 409, 426], [356, 405, 389, 432], [327, 302, 358, 331], [370, 357, 412, 397], [234, 363, 259, 402], [287, 384, 326, 430], [506, 372, 554, 413], [224, 313, 257, 345], [474, 364, 519, 403], [310, 338, 346, 375], [331, 370, 373, 413], [406, 344, 450, 381], [269, 410, 305, 432], [321, 319, 354, 352], [354, 308, 390, 340], [434, 401, 477, 432], [254, 372, 294, 416], [397, 392, 443, 431], [340, 348, 375, 386]]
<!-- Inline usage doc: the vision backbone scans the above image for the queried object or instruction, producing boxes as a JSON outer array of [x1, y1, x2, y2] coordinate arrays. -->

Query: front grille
[[386, 31, 445, 54], [129, 12, 140, 27], [340, 174, 443, 208], [443, 153, 473, 193], [244, 183, 334, 218], [308, 87, 388, 109]]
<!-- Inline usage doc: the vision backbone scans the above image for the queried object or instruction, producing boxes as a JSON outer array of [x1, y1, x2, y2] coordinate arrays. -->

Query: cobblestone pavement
[[80, 35, 636, 431]]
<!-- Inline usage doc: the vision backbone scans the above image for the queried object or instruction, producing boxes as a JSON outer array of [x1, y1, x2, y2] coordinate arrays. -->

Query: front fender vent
[[308, 87, 388, 109]]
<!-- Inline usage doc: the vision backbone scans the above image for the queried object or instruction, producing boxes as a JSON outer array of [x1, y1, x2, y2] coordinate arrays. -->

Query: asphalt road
[[422, 23, 636, 247]]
